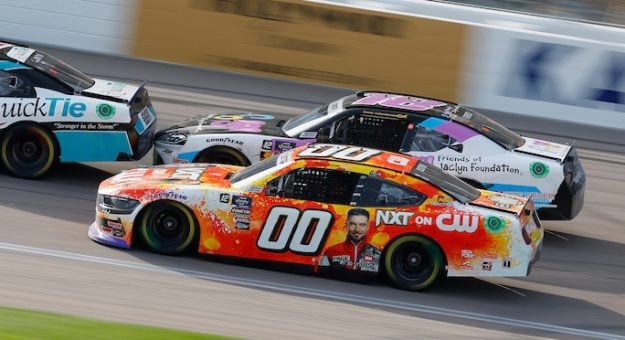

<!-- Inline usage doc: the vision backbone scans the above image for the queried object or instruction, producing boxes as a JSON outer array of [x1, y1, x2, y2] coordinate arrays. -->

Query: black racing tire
[[384, 235, 445, 291], [1, 124, 57, 179], [138, 200, 198, 256], [194, 146, 249, 166]]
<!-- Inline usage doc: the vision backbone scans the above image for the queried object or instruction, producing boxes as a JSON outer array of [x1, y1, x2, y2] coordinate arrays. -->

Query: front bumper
[[88, 221, 130, 249]]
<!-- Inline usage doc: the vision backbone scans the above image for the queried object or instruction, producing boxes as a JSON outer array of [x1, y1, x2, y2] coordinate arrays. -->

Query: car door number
[[257, 207, 333, 255]]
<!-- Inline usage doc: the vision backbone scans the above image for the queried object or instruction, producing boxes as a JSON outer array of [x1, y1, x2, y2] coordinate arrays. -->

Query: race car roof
[[290, 143, 417, 173], [345, 91, 457, 117], [290, 143, 481, 203], [343, 91, 525, 150]]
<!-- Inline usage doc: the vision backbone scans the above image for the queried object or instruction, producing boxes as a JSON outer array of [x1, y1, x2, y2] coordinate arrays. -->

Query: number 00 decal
[[257, 207, 333, 255]]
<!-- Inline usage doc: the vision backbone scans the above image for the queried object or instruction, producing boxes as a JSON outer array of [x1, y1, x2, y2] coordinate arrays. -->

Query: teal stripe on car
[[54, 131, 132, 162], [0, 61, 29, 70]]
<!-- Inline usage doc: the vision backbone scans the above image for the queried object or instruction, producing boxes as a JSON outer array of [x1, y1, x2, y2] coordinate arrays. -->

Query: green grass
[[0, 306, 237, 340]]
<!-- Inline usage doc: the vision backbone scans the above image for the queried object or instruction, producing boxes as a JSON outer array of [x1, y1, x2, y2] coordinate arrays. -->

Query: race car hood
[[514, 137, 571, 162], [101, 164, 243, 190], [161, 112, 293, 137], [470, 190, 528, 215], [82, 78, 143, 103]]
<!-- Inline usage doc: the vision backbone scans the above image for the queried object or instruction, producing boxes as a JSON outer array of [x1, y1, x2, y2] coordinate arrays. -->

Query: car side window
[[352, 175, 426, 207], [0, 70, 29, 97], [408, 126, 455, 152], [330, 113, 409, 151], [266, 168, 361, 205], [14, 69, 70, 95]]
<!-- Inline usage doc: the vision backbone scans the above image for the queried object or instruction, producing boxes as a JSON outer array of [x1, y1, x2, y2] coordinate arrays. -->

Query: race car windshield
[[229, 156, 279, 183], [410, 162, 480, 203], [22, 50, 95, 91], [282, 104, 329, 135], [439, 106, 525, 150]]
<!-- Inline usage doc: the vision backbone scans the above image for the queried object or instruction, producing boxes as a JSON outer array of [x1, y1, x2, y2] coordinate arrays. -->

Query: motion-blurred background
[[1, 0, 624, 153]]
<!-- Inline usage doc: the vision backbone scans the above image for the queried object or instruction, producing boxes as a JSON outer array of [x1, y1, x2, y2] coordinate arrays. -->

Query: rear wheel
[[139, 201, 198, 255], [1, 124, 57, 179], [195, 146, 248, 166], [384, 235, 444, 291]]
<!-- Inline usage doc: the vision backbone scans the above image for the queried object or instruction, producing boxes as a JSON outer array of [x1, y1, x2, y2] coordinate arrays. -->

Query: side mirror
[[9, 76, 18, 88], [448, 144, 463, 153]]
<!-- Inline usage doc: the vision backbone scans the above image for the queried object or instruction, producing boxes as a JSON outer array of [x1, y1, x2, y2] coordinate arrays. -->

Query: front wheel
[[1, 124, 57, 179], [195, 146, 248, 166], [384, 235, 445, 291], [139, 201, 198, 255]]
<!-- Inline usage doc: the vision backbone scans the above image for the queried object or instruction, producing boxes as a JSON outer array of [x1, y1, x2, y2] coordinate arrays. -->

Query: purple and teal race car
[[153, 91, 585, 220]]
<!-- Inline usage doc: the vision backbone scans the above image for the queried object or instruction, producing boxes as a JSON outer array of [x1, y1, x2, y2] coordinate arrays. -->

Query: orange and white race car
[[89, 143, 543, 291]]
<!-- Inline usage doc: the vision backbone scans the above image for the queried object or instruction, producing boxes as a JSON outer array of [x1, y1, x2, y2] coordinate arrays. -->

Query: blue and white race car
[[0, 41, 157, 178], [154, 91, 585, 220]]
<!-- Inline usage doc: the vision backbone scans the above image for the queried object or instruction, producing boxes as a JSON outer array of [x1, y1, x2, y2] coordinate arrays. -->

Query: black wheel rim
[[9, 132, 48, 168], [146, 206, 190, 247], [393, 242, 434, 283]]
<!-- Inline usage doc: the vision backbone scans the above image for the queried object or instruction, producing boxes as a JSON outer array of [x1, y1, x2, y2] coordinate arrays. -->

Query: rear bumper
[[526, 234, 543, 276], [538, 147, 586, 220]]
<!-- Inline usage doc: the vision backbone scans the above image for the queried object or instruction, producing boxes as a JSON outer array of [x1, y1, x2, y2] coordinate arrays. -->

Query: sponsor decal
[[299, 144, 381, 161], [299, 131, 317, 138], [231, 195, 252, 229], [53, 122, 120, 131], [1, 97, 88, 118], [353, 93, 446, 111], [331, 255, 350, 265], [530, 161, 549, 178], [461, 249, 475, 259], [461, 261, 473, 270], [272, 140, 297, 153], [219, 193, 231, 203], [135, 106, 155, 135], [483, 215, 506, 233], [488, 194, 524, 209], [258, 207, 333, 254], [261, 140, 273, 150], [170, 168, 205, 181], [435, 214, 478, 233], [260, 150, 273, 160], [102, 218, 125, 237], [96, 103, 116, 119], [481, 254, 497, 271], [385, 154, 410, 166], [247, 186, 263, 193], [206, 137, 244, 145], [432, 155, 521, 176], [147, 192, 189, 201], [6, 46, 35, 62], [503, 258, 512, 269], [375, 210, 414, 227]]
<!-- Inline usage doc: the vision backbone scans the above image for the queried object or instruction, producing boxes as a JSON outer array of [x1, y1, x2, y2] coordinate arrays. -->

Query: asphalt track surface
[[1, 48, 625, 339]]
